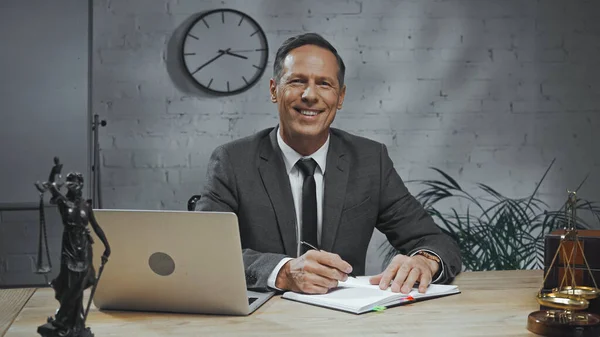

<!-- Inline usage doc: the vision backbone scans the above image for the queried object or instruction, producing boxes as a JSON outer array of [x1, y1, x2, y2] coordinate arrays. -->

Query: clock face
[[181, 9, 269, 96]]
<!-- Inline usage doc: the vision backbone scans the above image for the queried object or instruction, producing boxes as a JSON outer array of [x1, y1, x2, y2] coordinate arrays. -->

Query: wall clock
[[181, 9, 269, 96]]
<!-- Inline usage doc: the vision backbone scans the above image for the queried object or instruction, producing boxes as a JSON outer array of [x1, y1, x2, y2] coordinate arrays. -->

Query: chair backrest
[[187, 195, 201, 211]]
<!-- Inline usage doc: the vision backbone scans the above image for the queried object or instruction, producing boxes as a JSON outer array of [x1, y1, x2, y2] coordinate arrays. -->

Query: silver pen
[[300, 241, 356, 278]]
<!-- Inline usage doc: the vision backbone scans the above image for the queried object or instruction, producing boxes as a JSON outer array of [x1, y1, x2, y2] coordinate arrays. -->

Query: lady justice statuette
[[34, 157, 111, 337]]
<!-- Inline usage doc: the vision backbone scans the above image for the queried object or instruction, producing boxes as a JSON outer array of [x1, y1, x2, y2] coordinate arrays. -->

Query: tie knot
[[296, 158, 318, 176]]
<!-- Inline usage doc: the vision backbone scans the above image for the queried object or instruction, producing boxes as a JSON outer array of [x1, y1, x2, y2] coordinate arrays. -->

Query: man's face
[[270, 44, 346, 147]]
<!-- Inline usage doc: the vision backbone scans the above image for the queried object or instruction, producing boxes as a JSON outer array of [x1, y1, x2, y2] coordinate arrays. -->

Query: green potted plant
[[380, 159, 600, 271]]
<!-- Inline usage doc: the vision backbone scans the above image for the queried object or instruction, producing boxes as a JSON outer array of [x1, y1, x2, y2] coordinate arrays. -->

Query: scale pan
[[536, 292, 589, 310], [553, 286, 599, 300]]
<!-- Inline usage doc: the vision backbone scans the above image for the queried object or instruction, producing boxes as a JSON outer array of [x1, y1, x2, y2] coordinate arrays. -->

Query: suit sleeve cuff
[[267, 257, 294, 291], [410, 249, 445, 284]]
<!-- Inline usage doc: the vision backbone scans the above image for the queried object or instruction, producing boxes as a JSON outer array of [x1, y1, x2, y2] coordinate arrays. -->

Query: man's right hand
[[275, 250, 353, 294]]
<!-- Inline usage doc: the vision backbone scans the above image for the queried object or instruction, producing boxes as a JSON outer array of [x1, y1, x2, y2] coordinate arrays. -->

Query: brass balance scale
[[527, 191, 600, 336]]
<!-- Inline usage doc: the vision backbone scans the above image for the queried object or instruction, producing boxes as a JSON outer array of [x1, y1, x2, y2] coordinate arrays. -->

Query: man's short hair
[[273, 33, 346, 88]]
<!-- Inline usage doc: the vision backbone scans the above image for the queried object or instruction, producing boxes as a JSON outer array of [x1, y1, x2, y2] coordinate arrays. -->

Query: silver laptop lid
[[90, 209, 252, 315]]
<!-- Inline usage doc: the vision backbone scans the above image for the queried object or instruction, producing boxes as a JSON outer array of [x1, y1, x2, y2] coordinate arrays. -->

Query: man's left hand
[[369, 254, 439, 294]]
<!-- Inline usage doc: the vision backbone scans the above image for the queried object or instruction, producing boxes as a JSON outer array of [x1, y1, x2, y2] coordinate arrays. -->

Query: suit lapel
[[321, 133, 349, 252], [258, 129, 298, 257]]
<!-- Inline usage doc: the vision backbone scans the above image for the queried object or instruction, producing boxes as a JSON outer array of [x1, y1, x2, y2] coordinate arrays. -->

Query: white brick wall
[[93, 0, 600, 274]]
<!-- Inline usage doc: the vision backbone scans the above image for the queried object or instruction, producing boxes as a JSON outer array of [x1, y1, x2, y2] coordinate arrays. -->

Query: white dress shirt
[[267, 129, 329, 289]]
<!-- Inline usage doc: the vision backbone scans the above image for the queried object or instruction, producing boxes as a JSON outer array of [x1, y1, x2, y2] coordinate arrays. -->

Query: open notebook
[[282, 276, 460, 314]]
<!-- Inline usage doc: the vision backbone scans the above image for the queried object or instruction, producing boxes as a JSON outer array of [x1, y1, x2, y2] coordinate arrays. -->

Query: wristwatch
[[414, 250, 441, 264], [414, 250, 442, 279]]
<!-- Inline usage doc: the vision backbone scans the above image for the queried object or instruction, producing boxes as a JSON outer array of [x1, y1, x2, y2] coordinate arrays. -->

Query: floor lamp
[[91, 114, 106, 209]]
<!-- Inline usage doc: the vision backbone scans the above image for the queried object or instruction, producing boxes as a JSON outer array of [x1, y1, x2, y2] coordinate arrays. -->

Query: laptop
[[90, 209, 274, 315]]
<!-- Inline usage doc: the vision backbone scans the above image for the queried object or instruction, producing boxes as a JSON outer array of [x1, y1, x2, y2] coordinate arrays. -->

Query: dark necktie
[[296, 158, 318, 255]]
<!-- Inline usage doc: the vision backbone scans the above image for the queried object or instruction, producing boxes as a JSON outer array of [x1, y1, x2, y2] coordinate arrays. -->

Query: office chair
[[187, 194, 202, 211]]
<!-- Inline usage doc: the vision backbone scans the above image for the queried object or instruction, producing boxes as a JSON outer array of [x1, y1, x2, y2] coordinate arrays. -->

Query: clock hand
[[192, 49, 228, 75], [219, 49, 248, 60]]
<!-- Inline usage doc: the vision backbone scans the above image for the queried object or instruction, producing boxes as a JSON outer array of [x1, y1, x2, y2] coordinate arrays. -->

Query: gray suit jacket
[[196, 127, 462, 290]]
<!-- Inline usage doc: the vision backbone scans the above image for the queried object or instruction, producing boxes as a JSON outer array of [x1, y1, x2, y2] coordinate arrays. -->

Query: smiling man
[[195, 33, 462, 294]]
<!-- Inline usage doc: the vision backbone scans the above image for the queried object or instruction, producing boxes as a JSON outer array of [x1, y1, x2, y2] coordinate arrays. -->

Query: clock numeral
[[188, 33, 199, 40], [207, 78, 213, 89], [238, 16, 244, 26], [242, 76, 249, 85], [252, 64, 263, 70], [202, 19, 210, 29], [255, 48, 267, 51], [250, 30, 259, 37], [184, 53, 196, 56], [221, 11, 225, 24], [227, 81, 230, 92]]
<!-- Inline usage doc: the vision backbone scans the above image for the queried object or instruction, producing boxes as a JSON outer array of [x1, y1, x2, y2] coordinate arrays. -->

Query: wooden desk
[[3, 270, 543, 337], [0, 289, 35, 337]]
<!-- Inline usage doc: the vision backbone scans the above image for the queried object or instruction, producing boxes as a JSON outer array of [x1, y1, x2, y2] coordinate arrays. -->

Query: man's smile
[[294, 107, 322, 117]]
